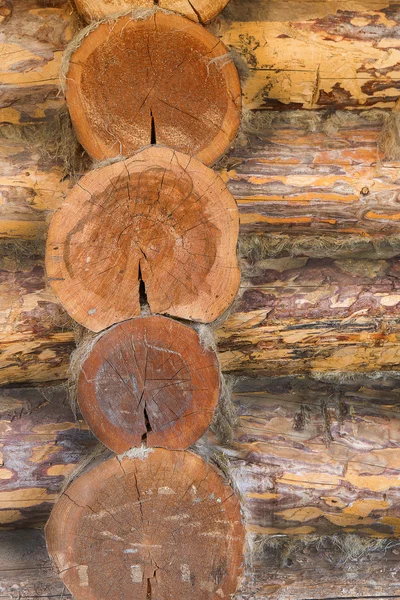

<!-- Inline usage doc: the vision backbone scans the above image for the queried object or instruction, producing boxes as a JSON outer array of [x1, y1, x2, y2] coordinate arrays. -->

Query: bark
[[2, 375, 400, 533], [2, 110, 400, 242], [0, 385, 95, 529], [220, 0, 400, 110], [77, 316, 220, 452], [0, 0, 72, 125], [0, 248, 74, 386], [45, 449, 245, 600], [65, 12, 241, 165], [46, 147, 240, 330], [220, 374, 400, 538], [217, 255, 400, 376]]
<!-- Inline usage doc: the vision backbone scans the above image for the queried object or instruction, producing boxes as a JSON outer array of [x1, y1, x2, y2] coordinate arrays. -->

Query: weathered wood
[[223, 110, 400, 237], [46, 146, 240, 330], [66, 12, 241, 164], [6, 252, 400, 384], [219, 0, 400, 110], [2, 375, 400, 533], [220, 374, 400, 537], [3, 110, 400, 241], [0, 249, 74, 386], [75, 0, 230, 23], [45, 449, 245, 600], [78, 316, 220, 452], [2, 524, 400, 599], [218, 254, 400, 376], [0, 0, 72, 125], [0, 385, 94, 528]]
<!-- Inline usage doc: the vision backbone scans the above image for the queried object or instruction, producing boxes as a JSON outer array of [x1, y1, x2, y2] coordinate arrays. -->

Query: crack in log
[[150, 109, 157, 145], [138, 261, 148, 309]]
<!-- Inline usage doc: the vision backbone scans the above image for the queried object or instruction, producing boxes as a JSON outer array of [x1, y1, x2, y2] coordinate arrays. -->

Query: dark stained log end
[[66, 12, 241, 164], [45, 449, 245, 599], [46, 146, 240, 331], [78, 316, 220, 452]]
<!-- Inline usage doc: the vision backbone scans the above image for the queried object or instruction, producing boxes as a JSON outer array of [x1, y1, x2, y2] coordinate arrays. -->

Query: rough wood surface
[[218, 254, 400, 376], [78, 316, 220, 452], [0, 0, 72, 125], [2, 376, 400, 534], [75, 0, 230, 23], [0, 385, 94, 529], [2, 517, 400, 599], [223, 374, 400, 537], [46, 146, 240, 331], [0, 249, 74, 386], [66, 12, 241, 165], [45, 449, 245, 600], [7, 251, 400, 385], [219, 0, 400, 110], [3, 110, 400, 241]]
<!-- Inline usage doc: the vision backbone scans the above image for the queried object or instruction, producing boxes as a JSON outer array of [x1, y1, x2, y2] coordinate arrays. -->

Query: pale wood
[[0, 385, 93, 529], [45, 450, 245, 600], [66, 12, 241, 165], [221, 0, 400, 110], [46, 146, 240, 331], [74, 0, 230, 23], [0, 0, 71, 125], [78, 316, 220, 452], [2, 376, 400, 533], [3, 529, 400, 599]]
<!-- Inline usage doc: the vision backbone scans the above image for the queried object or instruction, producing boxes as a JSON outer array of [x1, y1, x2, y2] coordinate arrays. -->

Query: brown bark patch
[[46, 146, 240, 331], [45, 449, 245, 600], [65, 12, 241, 165], [77, 316, 220, 452]]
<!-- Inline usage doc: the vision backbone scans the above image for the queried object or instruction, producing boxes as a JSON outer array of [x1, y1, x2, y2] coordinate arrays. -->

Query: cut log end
[[74, 0, 230, 24], [45, 449, 245, 600], [46, 146, 240, 331], [78, 316, 220, 452], [66, 12, 241, 165]]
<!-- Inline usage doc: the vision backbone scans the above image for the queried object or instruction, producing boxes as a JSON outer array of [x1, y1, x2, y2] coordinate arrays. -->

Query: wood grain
[[66, 12, 241, 164], [78, 316, 220, 452], [45, 450, 245, 600], [0, 385, 95, 529], [0, 0, 72, 125], [74, 0, 230, 23], [46, 146, 240, 330], [2, 529, 400, 599], [219, 0, 400, 110]]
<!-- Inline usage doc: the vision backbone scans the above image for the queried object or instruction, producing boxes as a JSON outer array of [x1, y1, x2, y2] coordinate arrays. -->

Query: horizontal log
[[219, 0, 400, 110], [222, 374, 400, 537], [0, 385, 95, 528], [0, 0, 72, 125], [1, 525, 400, 599], [2, 110, 400, 241], [5, 250, 400, 384], [0, 248, 74, 386], [2, 375, 400, 534], [219, 254, 400, 376], [4, 1, 400, 119]]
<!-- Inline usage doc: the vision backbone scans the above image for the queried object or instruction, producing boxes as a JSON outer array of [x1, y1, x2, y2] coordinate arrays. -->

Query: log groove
[[66, 11, 241, 164], [46, 146, 240, 331], [45, 449, 245, 600], [78, 316, 220, 452]]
